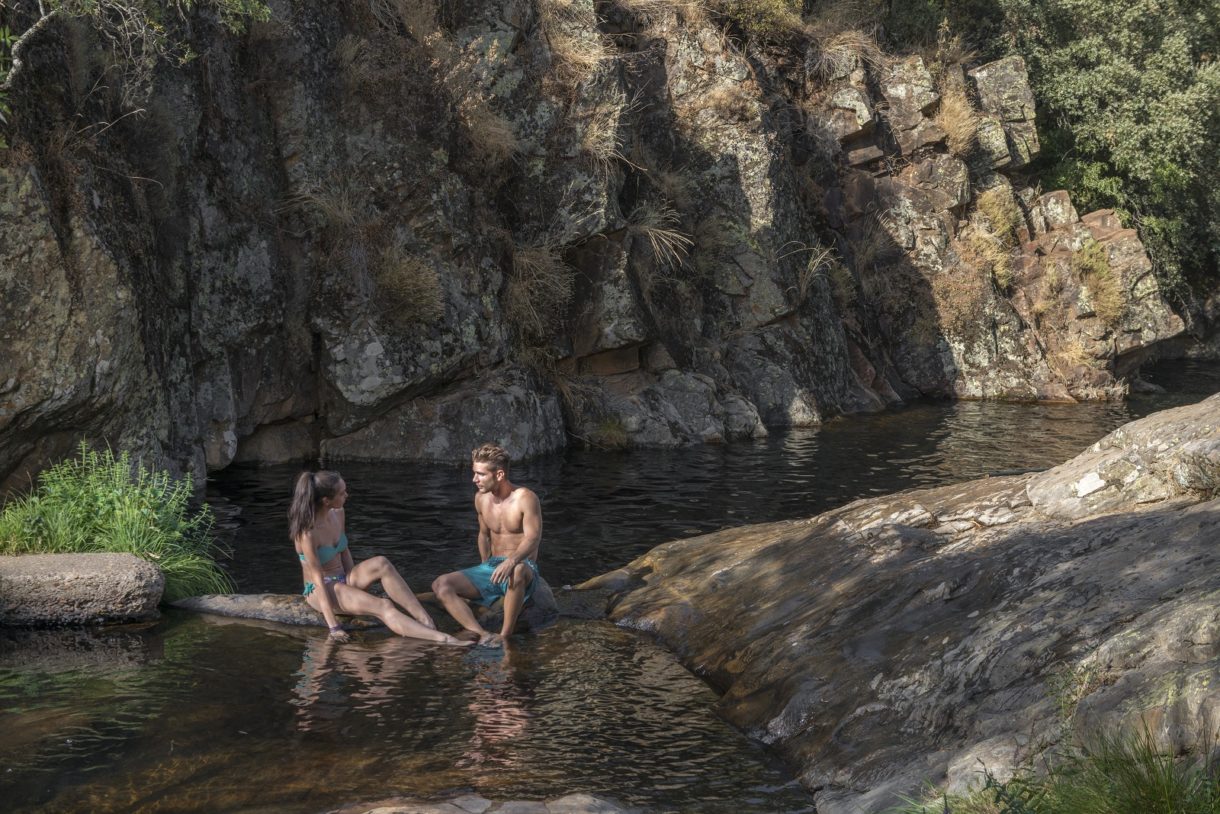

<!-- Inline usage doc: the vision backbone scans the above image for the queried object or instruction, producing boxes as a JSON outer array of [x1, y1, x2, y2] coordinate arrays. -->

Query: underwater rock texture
[[0, 0, 1190, 488], [589, 394, 1220, 812]]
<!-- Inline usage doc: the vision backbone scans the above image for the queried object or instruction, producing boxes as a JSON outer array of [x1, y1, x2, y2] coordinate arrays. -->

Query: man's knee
[[511, 563, 533, 588], [432, 574, 454, 596]]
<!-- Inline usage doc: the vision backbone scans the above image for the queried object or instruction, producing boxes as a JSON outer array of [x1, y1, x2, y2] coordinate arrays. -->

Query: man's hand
[[491, 557, 516, 586]]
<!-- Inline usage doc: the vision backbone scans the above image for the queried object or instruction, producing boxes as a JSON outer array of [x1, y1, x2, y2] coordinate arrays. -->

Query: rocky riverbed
[[581, 393, 1220, 812]]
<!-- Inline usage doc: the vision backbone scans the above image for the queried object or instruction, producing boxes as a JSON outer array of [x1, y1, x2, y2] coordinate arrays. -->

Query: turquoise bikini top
[[299, 532, 348, 565]]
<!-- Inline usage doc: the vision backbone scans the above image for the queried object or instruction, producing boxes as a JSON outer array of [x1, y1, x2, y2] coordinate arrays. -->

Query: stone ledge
[[0, 553, 164, 627], [328, 792, 631, 814]]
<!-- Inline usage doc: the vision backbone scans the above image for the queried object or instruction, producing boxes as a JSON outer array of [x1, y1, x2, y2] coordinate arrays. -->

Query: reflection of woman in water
[[289, 470, 470, 645]]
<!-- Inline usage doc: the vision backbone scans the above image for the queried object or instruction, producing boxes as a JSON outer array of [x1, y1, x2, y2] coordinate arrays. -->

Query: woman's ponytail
[[288, 470, 343, 542]]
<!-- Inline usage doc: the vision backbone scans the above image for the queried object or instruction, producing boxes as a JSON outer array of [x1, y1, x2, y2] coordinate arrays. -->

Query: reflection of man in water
[[432, 444, 542, 646], [458, 647, 532, 773]]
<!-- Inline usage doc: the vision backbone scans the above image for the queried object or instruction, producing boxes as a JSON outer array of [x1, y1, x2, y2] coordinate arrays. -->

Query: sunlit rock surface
[[0, 0, 1198, 488], [0, 553, 164, 626], [587, 395, 1220, 813]]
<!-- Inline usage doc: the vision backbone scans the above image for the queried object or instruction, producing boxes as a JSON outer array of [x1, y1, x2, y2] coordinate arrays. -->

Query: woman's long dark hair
[[288, 470, 343, 542]]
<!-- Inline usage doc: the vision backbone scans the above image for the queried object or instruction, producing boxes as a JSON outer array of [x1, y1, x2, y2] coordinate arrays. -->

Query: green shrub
[[0, 444, 234, 601], [714, 0, 803, 40], [890, 726, 1220, 814]]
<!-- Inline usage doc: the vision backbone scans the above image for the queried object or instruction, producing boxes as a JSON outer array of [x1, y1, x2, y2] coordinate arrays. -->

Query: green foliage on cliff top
[[883, 0, 1220, 297], [892, 725, 1220, 814], [0, 444, 234, 601]]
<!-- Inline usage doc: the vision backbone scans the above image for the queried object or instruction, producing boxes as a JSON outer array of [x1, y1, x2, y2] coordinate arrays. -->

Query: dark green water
[[2, 360, 1216, 813]]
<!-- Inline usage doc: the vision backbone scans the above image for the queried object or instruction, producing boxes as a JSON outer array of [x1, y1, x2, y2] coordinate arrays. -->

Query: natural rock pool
[[3, 361, 1216, 813]]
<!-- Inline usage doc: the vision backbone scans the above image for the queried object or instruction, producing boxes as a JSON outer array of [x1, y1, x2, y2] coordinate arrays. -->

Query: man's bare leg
[[495, 563, 535, 643], [431, 572, 496, 644]]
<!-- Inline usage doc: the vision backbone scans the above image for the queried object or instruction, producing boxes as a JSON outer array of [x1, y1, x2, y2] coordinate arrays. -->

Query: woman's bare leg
[[348, 556, 435, 627], [329, 584, 471, 645]]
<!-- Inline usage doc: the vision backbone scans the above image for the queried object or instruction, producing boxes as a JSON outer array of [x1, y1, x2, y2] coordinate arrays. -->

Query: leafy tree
[[0, 0, 269, 131]]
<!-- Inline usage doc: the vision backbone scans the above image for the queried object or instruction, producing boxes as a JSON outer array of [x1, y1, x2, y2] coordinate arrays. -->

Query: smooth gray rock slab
[[172, 592, 382, 629], [0, 553, 163, 627], [1027, 392, 1219, 519]]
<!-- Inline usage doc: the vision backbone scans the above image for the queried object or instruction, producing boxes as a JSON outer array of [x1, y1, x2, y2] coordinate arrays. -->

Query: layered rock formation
[[0, 0, 1189, 488], [585, 394, 1220, 812]]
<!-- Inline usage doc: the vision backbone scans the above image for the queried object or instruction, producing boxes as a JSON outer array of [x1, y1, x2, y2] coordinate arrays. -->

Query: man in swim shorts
[[432, 443, 542, 646]]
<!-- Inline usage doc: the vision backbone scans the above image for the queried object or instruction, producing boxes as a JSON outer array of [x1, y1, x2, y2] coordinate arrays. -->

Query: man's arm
[[475, 494, 492, 563], [490, 490, 542, 585]]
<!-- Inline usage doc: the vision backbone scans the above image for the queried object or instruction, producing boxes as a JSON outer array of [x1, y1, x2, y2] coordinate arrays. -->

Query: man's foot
[[478, 631, 502, 647]]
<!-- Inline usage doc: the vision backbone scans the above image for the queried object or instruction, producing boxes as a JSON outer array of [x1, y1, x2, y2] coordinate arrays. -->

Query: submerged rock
[[0, 553, 164, 626], [587, 394, 1220, 812]]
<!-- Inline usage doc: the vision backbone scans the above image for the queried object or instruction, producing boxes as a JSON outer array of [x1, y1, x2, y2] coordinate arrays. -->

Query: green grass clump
[[0, 444, 234, 601], [891, 725, 1220, 814]]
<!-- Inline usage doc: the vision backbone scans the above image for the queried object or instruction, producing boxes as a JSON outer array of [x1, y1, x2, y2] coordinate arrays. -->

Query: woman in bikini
[[289, 470, 470, 645]]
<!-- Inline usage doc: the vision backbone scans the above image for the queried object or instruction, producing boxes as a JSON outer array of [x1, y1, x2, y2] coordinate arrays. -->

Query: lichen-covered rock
[[968, 56, 1040, 167], [591, 396, 1220, 813], [0, 554, 164, 626]]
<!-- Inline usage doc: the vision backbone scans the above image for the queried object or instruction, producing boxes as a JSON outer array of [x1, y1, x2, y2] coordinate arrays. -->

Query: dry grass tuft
[[828, 260, 857, 308], [975, 186, 1023, 244], [849, 213, 901, 275], [962, 217, 1014, 290], [508, 243, 575, 341], [1072, 240, 1125, 327], [540, 0, 612, 85], [809, 29, 886, 80], [277, 183, 361, 230], [630, 199, 694, 269], [706, 83, 759, 122], [935, 79, 979, 158], [462, 103, 520, 165], [374, 241, 445, 326], [931, 263, 989, 337]]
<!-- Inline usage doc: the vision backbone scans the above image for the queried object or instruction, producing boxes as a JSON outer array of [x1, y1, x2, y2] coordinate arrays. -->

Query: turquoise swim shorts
[[460, 556, 539, 606]]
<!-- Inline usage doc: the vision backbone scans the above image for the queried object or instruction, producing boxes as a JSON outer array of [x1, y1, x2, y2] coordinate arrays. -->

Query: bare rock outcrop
[[586, 394, 1220, 813], [0, 0, 1193, 487], [0, 553, 164, 626]]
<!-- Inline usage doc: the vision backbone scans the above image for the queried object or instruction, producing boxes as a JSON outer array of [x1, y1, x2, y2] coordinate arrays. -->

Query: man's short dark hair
[[472, 443, 510, 473]]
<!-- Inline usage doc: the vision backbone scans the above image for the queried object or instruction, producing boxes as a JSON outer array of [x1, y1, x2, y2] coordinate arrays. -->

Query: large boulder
[[0, 553, 164, 626], [586, 395, 1220, 813]]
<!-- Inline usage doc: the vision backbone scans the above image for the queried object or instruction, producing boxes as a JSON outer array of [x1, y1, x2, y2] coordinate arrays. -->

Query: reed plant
[[0, 444, 233, 601]]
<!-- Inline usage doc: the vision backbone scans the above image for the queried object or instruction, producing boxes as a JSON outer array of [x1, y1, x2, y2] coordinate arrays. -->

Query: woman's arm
[[299, 530, 345, 636]]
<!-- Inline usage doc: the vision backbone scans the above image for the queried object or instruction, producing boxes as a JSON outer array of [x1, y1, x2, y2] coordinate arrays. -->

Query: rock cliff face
[[585, 394, 1220, 812], [0, 0, 1188, 487]]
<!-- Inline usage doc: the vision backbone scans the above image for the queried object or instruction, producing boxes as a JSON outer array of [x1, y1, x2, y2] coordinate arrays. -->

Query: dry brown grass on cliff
[[975, 187, 1023, 244], [507, 243, 575, 341], [462, 103, 520, 165], [849, 213, 900, 276], [629, 199, 693, 269], [962, 218, 1014, 290], [277, 183, 361, 230], [706, 83, 759, 122], [540, 0, 612, 85], [375, 242, 445, 326], [1072, 240, 1125, 327], [931, 263, 989, 338], [935, 80, 979, 157], [808, 29, 886, 80], [619, 0, 708, 26]]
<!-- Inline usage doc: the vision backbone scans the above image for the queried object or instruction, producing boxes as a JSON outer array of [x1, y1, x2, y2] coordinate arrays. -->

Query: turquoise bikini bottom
[[302, 573, 346, 597]]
